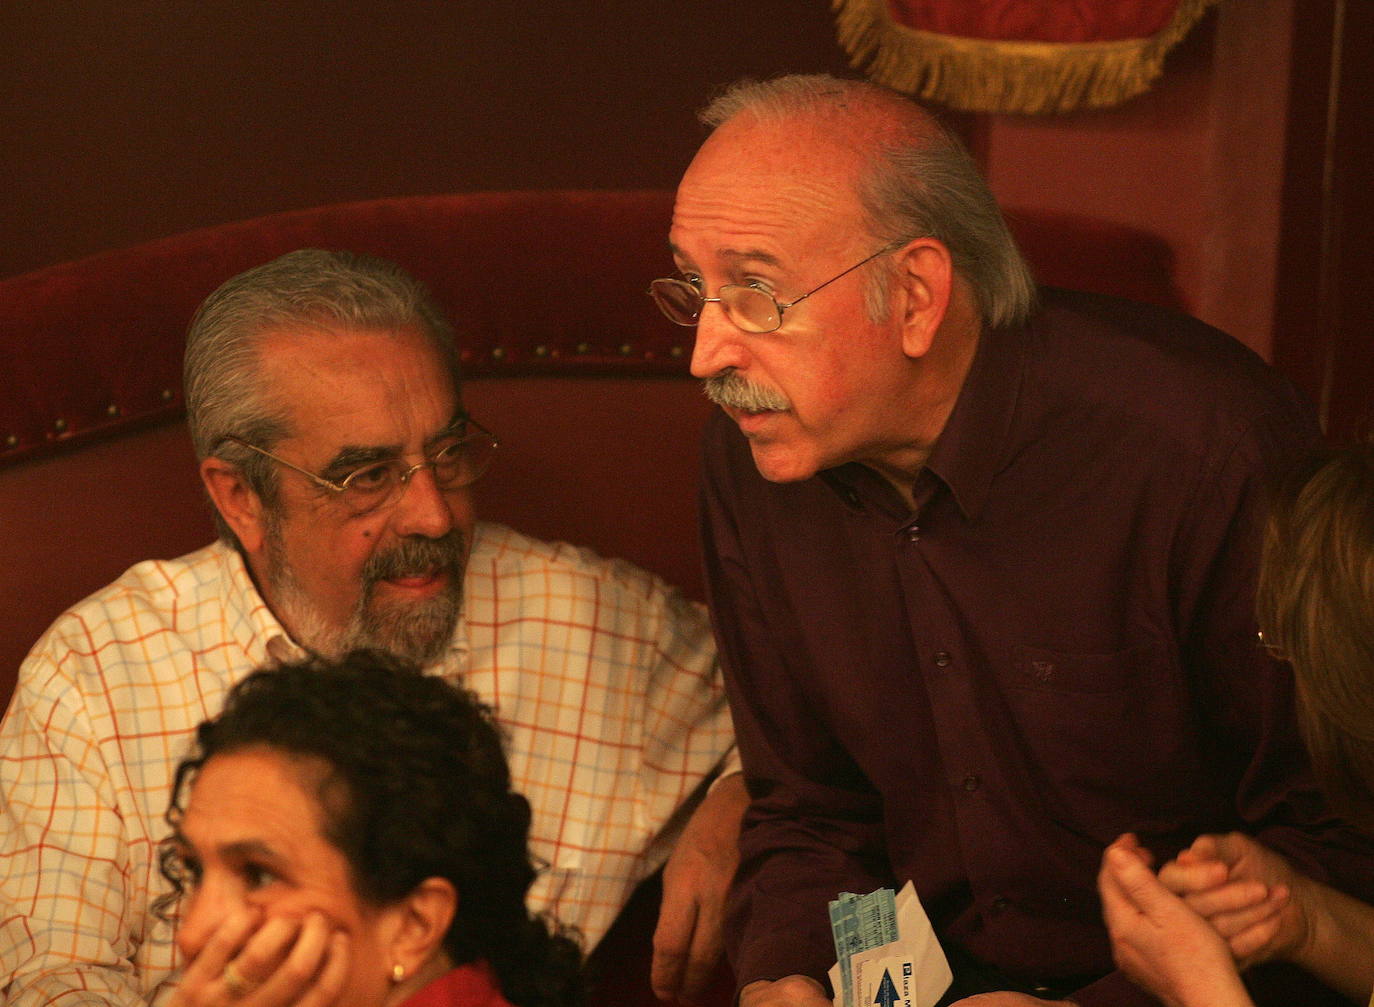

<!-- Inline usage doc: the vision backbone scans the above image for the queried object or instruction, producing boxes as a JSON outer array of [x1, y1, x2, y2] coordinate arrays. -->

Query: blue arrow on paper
[[874, 969, 899, 1007]]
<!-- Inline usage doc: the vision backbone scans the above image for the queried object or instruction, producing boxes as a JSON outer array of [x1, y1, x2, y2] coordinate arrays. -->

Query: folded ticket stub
[[828, 882, 951, 1007]]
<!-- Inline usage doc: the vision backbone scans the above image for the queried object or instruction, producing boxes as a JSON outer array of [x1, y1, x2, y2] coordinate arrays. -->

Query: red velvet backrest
[[0, 190, 1181, 711]]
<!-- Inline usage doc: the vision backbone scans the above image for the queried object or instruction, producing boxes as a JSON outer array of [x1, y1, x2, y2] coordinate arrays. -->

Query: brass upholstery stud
[[533, 345, 549, 357], [669, 345, 685, 358], [106, 404, 120, 417], [575, 342, 591, 354], [491, 346, 506, 360], [4, 434, 17, 448], [618, 343, 633, 356], [160, 389, 174, 401], [54, 418, 68, 433]]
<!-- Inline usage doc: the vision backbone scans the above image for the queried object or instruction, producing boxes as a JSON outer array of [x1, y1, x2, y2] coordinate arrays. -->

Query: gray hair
[[700, 74, 1037, 330], [183, 248, 459, 540]]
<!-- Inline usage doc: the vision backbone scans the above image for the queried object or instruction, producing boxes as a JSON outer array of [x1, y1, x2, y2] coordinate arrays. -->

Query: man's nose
[[390, 466, 458, 540], [689, 303, 750, 379]]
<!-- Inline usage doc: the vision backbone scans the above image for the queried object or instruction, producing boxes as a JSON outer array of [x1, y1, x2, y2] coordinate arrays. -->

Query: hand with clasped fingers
[[1157, 831, 1374, 1002], [171, 907, 349, 1007], [740, 975, 1073, 1007], [739, 974, 831, 1007], [1098, 834, 1255, 1007], [652, 772, 750, 1003]]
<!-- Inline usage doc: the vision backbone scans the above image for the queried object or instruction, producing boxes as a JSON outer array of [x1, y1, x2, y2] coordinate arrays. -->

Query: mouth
[[379, 567, 449, 596], [727, 406, 785, 433]]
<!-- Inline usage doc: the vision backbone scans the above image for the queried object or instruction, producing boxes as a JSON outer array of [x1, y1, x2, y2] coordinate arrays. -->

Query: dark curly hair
[[157, 650, 584, 1007]]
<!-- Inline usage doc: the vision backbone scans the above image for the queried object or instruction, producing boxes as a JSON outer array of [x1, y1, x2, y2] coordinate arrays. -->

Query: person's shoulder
[[469, 522, 683, 604], [1029, 288, 1314, 436], [21, 541, 233, 680]]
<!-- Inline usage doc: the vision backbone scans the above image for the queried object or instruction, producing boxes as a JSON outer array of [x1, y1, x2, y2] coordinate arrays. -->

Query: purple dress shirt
[[702, 289, 1374, 1005]]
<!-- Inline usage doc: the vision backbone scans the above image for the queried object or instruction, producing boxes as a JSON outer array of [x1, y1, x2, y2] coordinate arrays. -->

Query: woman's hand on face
[[172, 909, 350, 1007]]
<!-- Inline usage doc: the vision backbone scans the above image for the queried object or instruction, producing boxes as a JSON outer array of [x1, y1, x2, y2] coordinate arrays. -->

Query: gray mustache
[[363, 531, 466, 583], [703, 372, 791, 412]]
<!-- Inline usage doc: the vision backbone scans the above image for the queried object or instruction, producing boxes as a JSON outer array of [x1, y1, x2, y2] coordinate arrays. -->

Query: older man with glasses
[[0, 249, 742, 1007], [656, 74, 1374, 1007]]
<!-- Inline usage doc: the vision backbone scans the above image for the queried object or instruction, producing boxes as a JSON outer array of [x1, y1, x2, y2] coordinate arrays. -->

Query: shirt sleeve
[[0, 648, 148, 1007], [631, 572, 738, 875], [699, 427, 890, 990]]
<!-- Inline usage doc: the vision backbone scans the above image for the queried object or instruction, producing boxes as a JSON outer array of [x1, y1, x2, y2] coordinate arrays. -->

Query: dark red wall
[[4, 1, 1367, 432], [1, 2, 852, 279]]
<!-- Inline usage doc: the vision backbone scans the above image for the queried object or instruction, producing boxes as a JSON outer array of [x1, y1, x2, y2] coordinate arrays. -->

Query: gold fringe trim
[[832, 0, 1222, 114]]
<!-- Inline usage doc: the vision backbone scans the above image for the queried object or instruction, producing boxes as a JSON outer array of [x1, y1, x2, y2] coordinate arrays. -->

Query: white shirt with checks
[[0, 522, 734, 1007]]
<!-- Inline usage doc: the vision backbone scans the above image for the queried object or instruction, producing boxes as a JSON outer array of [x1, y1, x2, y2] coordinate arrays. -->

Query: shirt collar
[[921, 318, 1028, 522], [819, 316, 1030, 523]]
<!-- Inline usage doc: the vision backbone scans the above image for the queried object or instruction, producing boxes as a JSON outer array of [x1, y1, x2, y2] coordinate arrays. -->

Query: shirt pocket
[[1000, 640, 1193, 843]]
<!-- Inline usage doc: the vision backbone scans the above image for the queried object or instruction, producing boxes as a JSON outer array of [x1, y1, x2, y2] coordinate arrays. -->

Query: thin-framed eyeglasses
[[648, 239, 907, 334], [218, 415, 498, 516], [1257, 629, 1288, 662]]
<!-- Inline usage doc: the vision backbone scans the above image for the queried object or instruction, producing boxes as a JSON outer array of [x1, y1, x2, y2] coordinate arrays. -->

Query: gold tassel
[[831, 0, 1222, 115]]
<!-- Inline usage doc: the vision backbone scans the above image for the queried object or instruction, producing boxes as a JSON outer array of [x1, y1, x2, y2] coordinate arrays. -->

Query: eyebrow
[[220, 839, 286, 864], [668, 243, 785, 269], [321, 411, 468, 475]]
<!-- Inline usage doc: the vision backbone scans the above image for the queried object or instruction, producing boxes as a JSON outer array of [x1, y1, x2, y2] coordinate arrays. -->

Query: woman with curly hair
[[1099, 443, 1374, 1007], [158, 650, 583, 1007]]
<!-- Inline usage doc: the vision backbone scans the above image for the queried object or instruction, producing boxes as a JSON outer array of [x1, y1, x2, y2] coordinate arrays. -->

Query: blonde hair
[[1256, 442, 1374, 829]]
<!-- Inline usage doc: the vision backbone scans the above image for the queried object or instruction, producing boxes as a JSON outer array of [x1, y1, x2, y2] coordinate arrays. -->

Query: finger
[[1101, 845, 1176, 922], [1200, 832, 1247, 868], [1229, 912, 1284, 962], [1207, 890, 1288, 941], [183, 908, 261, 988], [1157, 857, 1228, 896], [1178, 879, 1271, 919], [246, 912, 333, 1007], [651, 892, 697, 1000], [296, 931, 350, 1007], [1106, 833, 1154, 868], [229, 915, 304, 991], [679, 893, 726, 1002]]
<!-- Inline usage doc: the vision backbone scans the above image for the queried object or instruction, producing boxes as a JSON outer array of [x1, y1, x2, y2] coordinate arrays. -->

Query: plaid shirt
[[0, 523, 733, 1007]]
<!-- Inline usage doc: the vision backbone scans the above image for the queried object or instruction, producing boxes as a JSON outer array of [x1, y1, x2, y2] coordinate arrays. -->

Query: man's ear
[[385, 877, 457, 979], [200, 457, 268, 555], [890, 238, 954, 360]]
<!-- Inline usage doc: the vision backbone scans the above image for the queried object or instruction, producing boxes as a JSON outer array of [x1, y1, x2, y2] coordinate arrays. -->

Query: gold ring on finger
[[222, 962, 253, 998]]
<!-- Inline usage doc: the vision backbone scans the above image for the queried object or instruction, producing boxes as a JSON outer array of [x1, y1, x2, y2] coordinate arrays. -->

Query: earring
[[391, 963, 406, 984]]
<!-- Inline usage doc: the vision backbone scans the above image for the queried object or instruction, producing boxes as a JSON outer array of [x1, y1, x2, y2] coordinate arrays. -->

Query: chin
[[748, 441, 822, 484]]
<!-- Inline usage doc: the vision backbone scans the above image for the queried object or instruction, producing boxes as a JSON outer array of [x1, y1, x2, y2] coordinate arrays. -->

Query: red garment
[[399, 963, 514, 1007]]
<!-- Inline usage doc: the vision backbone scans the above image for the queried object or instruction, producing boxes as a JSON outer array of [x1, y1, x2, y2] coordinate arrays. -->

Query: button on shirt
[[703, 289, 1374, 1005], [0, 523, 733, 1007]]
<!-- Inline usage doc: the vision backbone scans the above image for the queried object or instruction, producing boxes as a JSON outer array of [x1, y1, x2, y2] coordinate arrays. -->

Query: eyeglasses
[[1257, 629, 1288, 662], [220, 416, 498, 516], [648, 241, 905, 334]]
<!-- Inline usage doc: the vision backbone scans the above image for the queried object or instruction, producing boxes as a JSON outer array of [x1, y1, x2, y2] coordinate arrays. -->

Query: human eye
[[675, 270, 704, 293], [342, 461, 396, 494], [242, 862, 280, 891]]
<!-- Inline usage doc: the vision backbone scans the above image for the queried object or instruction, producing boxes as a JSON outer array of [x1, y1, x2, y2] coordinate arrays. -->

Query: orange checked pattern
[[0, 523, 734, 1007]]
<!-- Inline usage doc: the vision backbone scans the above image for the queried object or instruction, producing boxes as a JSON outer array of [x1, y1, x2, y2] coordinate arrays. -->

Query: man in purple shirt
[[648, 74, 1374, 1006]]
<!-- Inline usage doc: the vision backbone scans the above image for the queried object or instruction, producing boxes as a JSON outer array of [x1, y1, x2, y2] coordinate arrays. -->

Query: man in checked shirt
[[0, 249, 743, 1007]]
